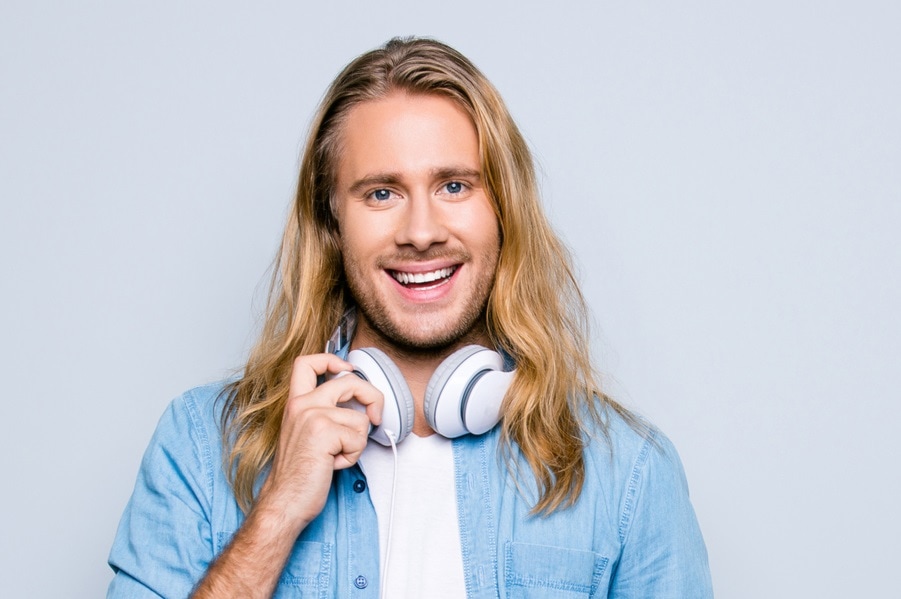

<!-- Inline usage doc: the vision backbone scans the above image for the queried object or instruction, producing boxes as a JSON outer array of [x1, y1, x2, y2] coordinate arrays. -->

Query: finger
[[283, 395, 373, 439], [289, 353, 353, 397], [331, 424, 370, 470], [310, 402, 373, 435], [320, 375, 384, 426], [298, 412, 369, 467]]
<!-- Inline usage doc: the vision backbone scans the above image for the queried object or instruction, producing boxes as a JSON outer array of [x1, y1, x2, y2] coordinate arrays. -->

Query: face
[[334, 92, 501, 353]]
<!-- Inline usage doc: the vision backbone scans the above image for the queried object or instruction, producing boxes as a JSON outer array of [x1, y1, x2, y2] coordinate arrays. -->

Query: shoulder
[[158, 381, 232, 435], [143, 381, 234, 474], [108, 381, 239, 597], [582, 402, 658, 466], [583, 404, 692, 524], [584, 401, 682, 471], [581, 405, 713, 594], [179, 380, 233, 422]]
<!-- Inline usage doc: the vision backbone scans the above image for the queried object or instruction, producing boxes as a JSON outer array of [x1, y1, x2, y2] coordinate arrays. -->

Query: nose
[[394, 194, 449, 251]]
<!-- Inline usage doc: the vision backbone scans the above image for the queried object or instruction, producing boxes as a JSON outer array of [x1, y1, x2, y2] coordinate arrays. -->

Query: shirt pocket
[[216, 532, 332, 597], [504, 541, 609, 598]]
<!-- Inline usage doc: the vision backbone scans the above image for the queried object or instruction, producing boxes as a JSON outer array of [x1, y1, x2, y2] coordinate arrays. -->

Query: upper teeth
[[392, 267, 455, 285]]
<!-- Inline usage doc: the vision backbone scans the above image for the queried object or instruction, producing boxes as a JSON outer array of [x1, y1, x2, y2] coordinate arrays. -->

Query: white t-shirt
[[359, 432, 467, 597]]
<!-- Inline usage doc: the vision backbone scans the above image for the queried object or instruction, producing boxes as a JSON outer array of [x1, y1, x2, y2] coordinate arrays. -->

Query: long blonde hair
[[222, 37, 632, 515]]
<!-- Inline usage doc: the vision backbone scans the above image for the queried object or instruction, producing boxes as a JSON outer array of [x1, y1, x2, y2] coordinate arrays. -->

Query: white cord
[[380, 430, 399, 599]]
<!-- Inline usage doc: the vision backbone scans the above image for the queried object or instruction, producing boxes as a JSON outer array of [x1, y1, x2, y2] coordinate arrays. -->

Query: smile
[[389, 266, 457, 287]]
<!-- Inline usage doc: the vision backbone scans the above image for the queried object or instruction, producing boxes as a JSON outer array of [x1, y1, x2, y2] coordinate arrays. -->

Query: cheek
[[340, 234, 366, 266], [468, 206, 501, 253], [338, 219, 389, 270], [337, 208, 368, 256]]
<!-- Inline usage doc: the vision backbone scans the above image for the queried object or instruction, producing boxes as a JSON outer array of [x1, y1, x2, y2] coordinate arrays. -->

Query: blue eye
[[445, 181, 464, 194], [372, 189, 391, 201]]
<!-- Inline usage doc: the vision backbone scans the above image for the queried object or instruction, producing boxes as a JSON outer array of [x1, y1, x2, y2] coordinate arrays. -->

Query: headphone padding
[[424, 345, 505, 438], [347, 348, 414, 445]]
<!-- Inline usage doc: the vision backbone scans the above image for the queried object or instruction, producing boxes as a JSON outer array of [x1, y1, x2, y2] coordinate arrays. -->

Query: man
[[108, 37, 712, 598]]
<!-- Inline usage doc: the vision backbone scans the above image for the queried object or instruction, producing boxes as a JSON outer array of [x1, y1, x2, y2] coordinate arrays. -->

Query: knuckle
[[303, 410, 333, 435], [295, 351, 320, 364], [344, 431, 366, 452], [283, 394, 307, 418], [292, 354, 308, 370]]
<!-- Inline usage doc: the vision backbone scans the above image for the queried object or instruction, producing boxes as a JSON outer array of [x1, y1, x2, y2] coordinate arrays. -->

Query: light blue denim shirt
[[108, 382, 712, 598]]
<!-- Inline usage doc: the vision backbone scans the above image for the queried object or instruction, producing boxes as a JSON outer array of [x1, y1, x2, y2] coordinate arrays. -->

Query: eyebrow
[[347, 166, 482, 196], [432, 166, 482, 182], [347, 173, 402, 196]]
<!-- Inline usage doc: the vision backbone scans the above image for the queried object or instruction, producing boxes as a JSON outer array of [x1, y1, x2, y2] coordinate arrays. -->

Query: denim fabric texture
[[107, 382, 713, 598]]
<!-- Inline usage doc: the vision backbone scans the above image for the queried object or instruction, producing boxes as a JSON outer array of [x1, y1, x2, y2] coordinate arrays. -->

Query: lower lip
[[387, 267, 460, 303]]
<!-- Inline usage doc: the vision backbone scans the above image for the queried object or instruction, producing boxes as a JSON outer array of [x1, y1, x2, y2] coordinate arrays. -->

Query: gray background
[[2, 1, 898, 597]]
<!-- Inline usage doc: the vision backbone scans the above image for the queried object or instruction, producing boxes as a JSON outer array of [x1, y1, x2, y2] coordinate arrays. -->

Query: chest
[[214, 438, 622, 598]]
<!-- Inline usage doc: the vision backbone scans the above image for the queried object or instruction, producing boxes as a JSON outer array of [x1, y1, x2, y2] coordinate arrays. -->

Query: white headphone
[[327, 312, 515, 446]]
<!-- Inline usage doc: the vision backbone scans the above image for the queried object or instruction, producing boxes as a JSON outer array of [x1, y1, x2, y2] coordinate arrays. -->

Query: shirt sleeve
[[608, 431, 714, 598], [107, 391, 217, 599]]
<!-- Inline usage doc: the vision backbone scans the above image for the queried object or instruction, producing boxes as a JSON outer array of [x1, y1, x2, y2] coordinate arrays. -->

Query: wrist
[[251, 483, 315, 539]]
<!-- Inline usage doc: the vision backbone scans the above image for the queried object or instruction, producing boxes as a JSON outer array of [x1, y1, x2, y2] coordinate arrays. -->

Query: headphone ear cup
[[346, 348, 414, 445], [424, 346, 508, 438]]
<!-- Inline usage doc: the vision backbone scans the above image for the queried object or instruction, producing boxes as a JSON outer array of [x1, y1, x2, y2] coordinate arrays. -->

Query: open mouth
[[388, 266, 458, 289]]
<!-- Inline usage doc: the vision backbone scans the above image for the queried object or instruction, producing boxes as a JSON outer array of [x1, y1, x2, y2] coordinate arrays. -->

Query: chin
[[387, 325, 466, 351], [365, 310, 489, 354]]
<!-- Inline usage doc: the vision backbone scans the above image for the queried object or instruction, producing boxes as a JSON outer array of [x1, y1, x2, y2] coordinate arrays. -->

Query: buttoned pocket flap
[[504, 541, 609, 598], [216, 532, 332, 595]]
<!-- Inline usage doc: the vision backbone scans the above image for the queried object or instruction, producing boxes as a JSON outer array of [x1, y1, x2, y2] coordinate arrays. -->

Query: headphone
[[327, 312, 515, 446]]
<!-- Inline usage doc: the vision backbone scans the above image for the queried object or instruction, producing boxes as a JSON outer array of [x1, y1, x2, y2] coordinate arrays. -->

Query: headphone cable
[[379, 430, 398, 599]]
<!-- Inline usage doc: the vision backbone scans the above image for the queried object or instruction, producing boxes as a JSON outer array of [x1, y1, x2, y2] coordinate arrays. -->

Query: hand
[[192, 354, 381, 598], [256, 353, 383, 532]]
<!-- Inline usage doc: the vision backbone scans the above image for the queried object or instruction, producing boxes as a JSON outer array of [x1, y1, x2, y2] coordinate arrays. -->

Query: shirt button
[[354, 575, 368, 589], [353, 479, 366, 493]]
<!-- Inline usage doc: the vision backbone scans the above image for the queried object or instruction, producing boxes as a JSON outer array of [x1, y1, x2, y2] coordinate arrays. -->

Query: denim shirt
[[108, 382, 713, 598]]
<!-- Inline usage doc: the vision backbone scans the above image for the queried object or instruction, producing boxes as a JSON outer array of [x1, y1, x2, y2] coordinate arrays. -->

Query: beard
[[341, 246, 499, 355]]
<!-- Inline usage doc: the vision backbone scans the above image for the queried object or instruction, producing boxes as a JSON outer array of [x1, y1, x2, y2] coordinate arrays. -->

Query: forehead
[[335, 92, 480, 185]]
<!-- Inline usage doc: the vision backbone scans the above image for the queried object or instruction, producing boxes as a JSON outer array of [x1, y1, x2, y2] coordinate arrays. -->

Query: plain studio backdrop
[[1, 2, 898, 597]]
